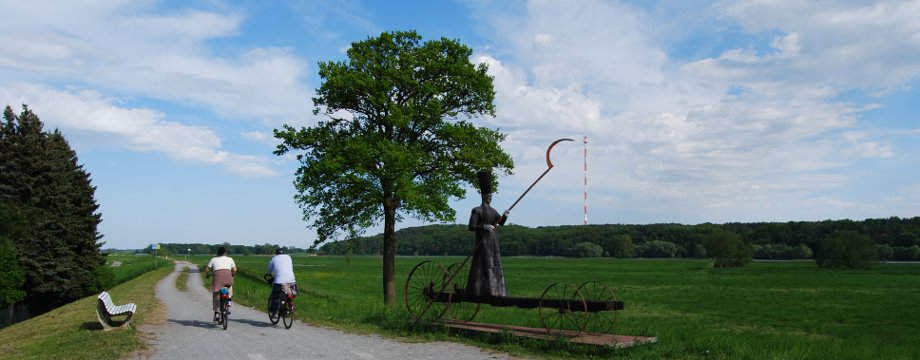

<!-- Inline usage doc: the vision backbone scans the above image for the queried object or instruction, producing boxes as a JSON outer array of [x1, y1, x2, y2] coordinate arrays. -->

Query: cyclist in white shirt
[[205, 247, 237, 321], [266, 248, 297, 314]]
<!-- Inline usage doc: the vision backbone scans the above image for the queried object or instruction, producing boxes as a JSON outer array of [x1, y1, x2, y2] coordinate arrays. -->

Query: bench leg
[[96, 308, 114, 331], [121, 313, 134, 327]]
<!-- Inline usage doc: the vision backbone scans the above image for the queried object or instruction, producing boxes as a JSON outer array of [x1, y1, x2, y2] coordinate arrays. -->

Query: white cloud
[[0, 1, 316, 178], [0, 83, 277, 177], [771, 33, 801, 58], [839, 131, 894, 158], [241, 130, 271, 142], [467, 0, 920, 223], [0, 0, 314, 124], [533, 33, 555, 47], [719, 0, 920, 89]]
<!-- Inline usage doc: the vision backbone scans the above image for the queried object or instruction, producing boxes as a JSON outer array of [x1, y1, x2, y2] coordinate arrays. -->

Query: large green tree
[[274, 31, 513, 304], [0, 105, 108, 308]]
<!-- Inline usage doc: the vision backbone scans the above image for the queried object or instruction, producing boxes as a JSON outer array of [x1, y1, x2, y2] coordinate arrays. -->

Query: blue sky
[[1, 0, 918, 250]]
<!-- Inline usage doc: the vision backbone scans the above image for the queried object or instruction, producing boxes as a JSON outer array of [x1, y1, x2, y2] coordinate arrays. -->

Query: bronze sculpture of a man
[[466, 170, 509, 297]]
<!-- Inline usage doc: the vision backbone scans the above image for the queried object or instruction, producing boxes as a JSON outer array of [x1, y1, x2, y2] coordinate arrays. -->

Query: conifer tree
[[0, 105, 108, 308], [0, 203, 26, 308]]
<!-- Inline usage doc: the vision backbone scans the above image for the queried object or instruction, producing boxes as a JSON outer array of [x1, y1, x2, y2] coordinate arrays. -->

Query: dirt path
[[131, 261, 523, 360]]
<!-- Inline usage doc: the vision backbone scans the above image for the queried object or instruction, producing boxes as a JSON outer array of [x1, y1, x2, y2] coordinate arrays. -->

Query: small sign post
[[151, 243, 159, 268]]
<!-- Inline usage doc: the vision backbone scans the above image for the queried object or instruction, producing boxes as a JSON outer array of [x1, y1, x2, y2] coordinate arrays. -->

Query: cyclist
[[266, 248, 297, 315], [205, 246, 237, 322]]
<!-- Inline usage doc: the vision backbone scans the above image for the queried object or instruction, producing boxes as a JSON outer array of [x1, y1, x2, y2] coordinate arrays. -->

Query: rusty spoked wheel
[[445, 262, 480, 322], [404, 261, 449, 323], [576, 281, 617, 334], [538, 282, 587, 336]]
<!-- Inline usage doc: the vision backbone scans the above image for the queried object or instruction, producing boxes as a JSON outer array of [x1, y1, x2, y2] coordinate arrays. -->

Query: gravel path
[[133, 261, 524, 360]]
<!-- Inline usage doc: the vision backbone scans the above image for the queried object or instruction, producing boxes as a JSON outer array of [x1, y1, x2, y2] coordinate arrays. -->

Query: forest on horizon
[[318, 216, 920, 261]]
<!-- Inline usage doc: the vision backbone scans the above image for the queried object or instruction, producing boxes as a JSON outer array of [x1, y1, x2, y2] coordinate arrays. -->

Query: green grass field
[[0, 264, 171, 360], [193, 255, 920, 359], [106, 253, 160, 285]]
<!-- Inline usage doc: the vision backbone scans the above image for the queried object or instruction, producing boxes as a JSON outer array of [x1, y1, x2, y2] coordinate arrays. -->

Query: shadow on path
[[167, 318, 216, 329], [166, 317, 276, 330], [227, 317, 275, 328]]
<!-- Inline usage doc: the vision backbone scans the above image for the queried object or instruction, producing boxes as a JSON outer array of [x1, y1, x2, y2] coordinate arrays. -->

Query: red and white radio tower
[[583, 136, 588, 225]]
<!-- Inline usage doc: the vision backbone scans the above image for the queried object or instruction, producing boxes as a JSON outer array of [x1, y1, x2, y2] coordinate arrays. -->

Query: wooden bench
[[96, 291, 137, 330]]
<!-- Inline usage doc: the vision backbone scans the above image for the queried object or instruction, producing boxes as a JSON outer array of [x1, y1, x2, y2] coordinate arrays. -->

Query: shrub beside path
[[131, 261, 523, 360]]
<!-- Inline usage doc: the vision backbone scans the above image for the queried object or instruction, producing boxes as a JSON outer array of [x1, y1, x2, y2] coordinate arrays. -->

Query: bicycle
[[215, 285, 231, 330], [264, 274, 296, 329]]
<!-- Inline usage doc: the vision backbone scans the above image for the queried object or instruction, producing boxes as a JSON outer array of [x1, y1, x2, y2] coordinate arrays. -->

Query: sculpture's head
[[477, 170, 492, 204]]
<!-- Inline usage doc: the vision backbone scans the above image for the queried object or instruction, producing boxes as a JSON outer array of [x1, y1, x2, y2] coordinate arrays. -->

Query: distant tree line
[[133, 242, 312, 256], [318, 217, 920, 262], [1, 105, 111, 325]]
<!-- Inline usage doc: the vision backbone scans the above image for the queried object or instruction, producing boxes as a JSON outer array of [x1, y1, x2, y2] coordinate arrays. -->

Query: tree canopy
[[274, 30, 513, 304]]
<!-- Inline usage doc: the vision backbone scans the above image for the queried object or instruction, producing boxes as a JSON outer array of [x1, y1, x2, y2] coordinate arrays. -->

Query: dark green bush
[[703, 229, 752, 268], [636, 240, 678, 258], [815, 230, 877, 268], [567, 242, 603, 258]]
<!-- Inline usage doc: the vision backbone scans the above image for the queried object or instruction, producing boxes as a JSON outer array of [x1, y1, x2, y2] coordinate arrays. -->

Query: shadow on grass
[[82, 320, 134, 331], [81, 322, 104, 331], [381, 317, 632, 358], [363, 310, 449, 336]]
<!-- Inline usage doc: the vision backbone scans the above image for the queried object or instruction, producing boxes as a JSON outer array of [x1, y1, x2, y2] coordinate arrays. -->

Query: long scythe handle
[[498, 138, 573, 224]]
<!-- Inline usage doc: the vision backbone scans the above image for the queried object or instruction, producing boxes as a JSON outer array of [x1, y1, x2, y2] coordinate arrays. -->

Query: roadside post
[[151, 243, 160, 268]]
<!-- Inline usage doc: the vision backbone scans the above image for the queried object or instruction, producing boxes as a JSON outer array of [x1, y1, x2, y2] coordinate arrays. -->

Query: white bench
[[96, 291, 137, 330]]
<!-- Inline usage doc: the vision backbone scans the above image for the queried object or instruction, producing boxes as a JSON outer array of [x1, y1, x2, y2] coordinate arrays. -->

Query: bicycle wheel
[[221, 299, 229, 330], [268, 294, 281, 324], [282, 299, 294, 329]]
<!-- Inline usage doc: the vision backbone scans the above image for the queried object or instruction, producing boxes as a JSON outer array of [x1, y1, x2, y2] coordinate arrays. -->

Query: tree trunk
[[382, 197, 397, 305]]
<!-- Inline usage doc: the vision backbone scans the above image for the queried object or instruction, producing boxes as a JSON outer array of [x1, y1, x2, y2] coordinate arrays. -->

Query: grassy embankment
[[0, 257, 172, 360], [108, 253, 160, 285], [188, 255, 920, 359]]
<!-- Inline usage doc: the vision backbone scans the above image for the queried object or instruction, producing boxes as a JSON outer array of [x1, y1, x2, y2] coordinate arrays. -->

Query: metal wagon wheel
[[445, 262, 481, 322], [538, 282, 587, 336], [404, 260, 450, 323], [576, 281, 618, 334]]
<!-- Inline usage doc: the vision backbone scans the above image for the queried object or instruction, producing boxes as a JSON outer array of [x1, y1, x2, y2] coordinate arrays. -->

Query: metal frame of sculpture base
[[444, 319, 658, 348]]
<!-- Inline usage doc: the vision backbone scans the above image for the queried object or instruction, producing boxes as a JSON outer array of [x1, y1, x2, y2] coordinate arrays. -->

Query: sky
[[1, 0, 918, 250]]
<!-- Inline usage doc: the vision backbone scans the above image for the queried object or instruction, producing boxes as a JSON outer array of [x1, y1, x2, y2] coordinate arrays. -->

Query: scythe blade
[[498, 138, 574, 224]]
